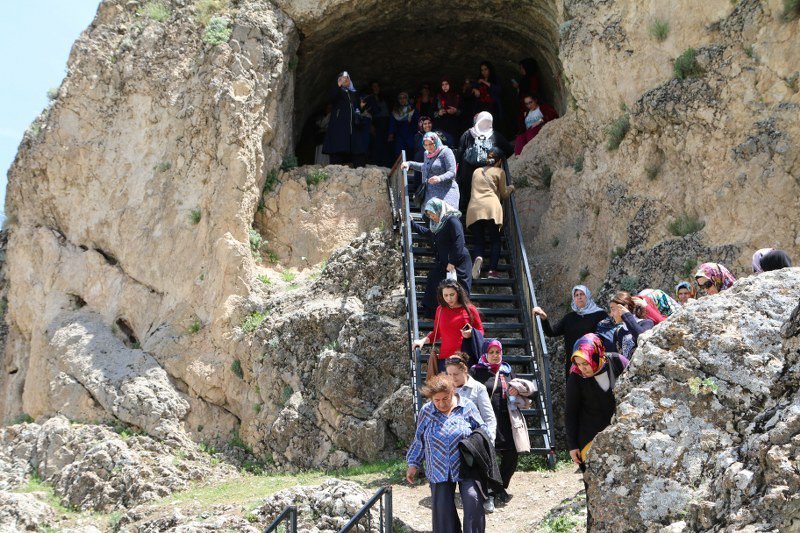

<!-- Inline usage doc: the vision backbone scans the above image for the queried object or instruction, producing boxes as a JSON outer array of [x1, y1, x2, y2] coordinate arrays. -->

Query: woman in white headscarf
[[531, 285, 609, 377], [456, 112, 513, 211], [322, 71, 368, 166]]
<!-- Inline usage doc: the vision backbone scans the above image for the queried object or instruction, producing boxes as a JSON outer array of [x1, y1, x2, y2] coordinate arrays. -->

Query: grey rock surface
[[0, 491, 55, 532]]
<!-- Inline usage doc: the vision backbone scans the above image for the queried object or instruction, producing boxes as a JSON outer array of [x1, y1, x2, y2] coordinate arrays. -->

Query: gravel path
[[391, 466, 584, 532]]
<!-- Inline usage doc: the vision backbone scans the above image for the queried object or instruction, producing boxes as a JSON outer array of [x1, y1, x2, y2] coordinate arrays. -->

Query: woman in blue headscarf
[[411, 198, 472, 318], [532, 285, 609, 377], [403, 132, 459, 210]]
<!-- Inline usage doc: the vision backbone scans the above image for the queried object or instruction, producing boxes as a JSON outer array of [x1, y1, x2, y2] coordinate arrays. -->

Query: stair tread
[[418, 321, 525, 330], [414, 276, 516, 286]]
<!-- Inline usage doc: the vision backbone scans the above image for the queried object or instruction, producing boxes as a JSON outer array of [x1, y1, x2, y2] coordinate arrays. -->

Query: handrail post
[[385, 486, 393, 533]]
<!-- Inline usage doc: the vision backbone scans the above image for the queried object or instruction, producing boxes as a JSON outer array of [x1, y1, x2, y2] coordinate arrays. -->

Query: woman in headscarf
[[637, 289, 679, 318], [456, 112, 513, 212], [402, 132, 459, 210], [753, 248, 793, 273], [466, 146, 515, 279], [694, 262, 737, 295], [675, 281, 695, 306], [512, 94, 558, 155], [470, 340, 536, 513], [406, 373, 487, 533], [608, 291, 655, 360], [564, 333, 629, 530], [436, 77, 462, 147], [388, 91, 419, 159], [470, 61, 503, 119], [322, 71, 364, 165], [413, 279, 484, 370], [409, 199, 472, 317], [532, 285, 609, 377], [415, 83, 437, 118]]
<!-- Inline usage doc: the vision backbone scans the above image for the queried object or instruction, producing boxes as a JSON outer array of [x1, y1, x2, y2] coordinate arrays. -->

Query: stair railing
[[338, 486, 393, 533], [264, 506, 297, 533], [502, 162, 555, 453]]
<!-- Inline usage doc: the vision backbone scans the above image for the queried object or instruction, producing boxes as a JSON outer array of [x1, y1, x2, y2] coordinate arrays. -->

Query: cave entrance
[[291, 0, 565, 166]]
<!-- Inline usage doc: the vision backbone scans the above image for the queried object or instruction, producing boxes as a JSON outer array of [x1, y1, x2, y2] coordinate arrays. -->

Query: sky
[[0, 1, 101, 220]]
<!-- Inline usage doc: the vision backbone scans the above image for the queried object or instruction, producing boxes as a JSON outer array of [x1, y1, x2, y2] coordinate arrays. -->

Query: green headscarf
[[423, 198, 462, 234]]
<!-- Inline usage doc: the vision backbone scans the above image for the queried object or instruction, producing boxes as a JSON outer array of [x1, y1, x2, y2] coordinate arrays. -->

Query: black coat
[[458, 427, 504, 498], [564, 354, 627, 451], [471, 366, 516, 451], [411, 217, 472, 290], [455, 130, 513, 211], [541, 310, 609, 377], [322, 87, 359, 155]]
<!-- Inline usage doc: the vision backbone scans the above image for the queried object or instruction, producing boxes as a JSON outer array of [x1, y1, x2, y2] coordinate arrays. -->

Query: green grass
[[230, 429, 251, 453], [8, 413, 34, 425], [231, 359, 244, 379], [674, 48, 703, 79], [108, 511, 123, 530], [611, 246, 625, 259], [621, 275, 640, 293], [187, 319, 202, 334], [199, 441, 218, 455], [196, 0, 230, 25], [783, 0, 800, 20], [249, 228, 263, 262], [139, 1, 171, 22], [16, 472, 75, 515], [281, 155, 298, 170], [573, 155, 584, 173], [264, 248, 279, 263], [263, 168, 279, 195], [154, 161, 171, 173], [306, 169, 329, 187], [241, 311, 267, 333], [202, 16, 232, 46], [254, 403, 262, 413], [579, 266, 590, 282], [518, 450, 572, 472], [743, 45, 754, 59], [281, 270, 296, 283], [540, 514, 581, 533], [606, 114, 630, 150], [515, 174, 531, 188], [668, 214, 705, 236], [257, 274, 271, 285], [648, 18, 670, 42], [681, 258, 698, 279], [189, 209, 201, 225]]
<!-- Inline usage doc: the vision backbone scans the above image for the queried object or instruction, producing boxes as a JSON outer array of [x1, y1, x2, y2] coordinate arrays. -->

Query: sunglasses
[[696, 279, 714, 290]]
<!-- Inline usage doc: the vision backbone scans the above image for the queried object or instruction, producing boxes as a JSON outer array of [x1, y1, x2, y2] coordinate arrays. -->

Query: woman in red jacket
[[413, 279, 484, 372]]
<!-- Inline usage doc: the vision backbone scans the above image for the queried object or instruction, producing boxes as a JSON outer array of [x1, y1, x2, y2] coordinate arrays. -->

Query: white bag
[[446, 270, 457, 281]]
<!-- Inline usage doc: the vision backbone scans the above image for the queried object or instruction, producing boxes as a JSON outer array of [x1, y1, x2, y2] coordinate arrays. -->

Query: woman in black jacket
[[532, 285, 609, 377], [456, 112, 513, 211], [322, 71, 367, 167], [411, 198, 473, 318]]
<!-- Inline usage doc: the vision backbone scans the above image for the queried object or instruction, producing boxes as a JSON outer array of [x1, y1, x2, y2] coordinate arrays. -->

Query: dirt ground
[[391, 466, 584, 532]]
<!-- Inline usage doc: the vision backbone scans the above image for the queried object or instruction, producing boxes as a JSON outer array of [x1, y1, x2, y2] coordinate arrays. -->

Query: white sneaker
[[483, 496, 495, 513], [471, 256, 483, 279]]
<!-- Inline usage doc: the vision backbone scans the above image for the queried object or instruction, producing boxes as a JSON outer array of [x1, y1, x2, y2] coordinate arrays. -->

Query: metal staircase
[[387, 152, 557, 466]]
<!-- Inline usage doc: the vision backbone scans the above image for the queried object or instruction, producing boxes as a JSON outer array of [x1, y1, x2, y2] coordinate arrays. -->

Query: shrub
[[688, 376, 718, 396], [668, 214, 705, 236], [573, 155, 584, 173], [257, 274, 271, 285], [196, 0, 230, 25], [155, 161, 171, 173], [514, 174, 531, 188], [203, 16, 232, 46], [606, 115, 630, 150], [550, 236, 559, 248], [187, 319, 201, 334], [783, 0, 800, 21], [241, 311, 267, 333], [541, 514, 581, 533], [199, 441, 218, 455], [785, 73, 799, 92], [611, 246, 625, 258], [139, 1, 170, 22], [743, 45, 754, 59], [263, 168, 279, 194], [541, 165, 553, 188], [231, 359, 244, 379], [681, 258, 698, 279], [306, 169, 329, 187], [674, 48, 702, 79], [9, 413, 34, 425], [189, 209, 201, 225], [249, 228, 263, 262], [281, 270, 296, 282], [648, 18, 670, 42], [254, 403, 262, 413], [621, 275, 640, 293], [46, 87, 59, 101], [281, 155, 299, 170], [579, 267, 590, 282]]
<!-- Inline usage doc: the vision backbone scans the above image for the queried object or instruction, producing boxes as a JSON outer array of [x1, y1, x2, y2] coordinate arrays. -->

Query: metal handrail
[[264, 505, 297, 533], [339, 486, 393, 533], [502, 162, 555, 451]]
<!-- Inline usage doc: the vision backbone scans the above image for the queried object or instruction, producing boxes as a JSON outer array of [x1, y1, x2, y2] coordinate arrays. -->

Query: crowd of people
[[404, 239, 793, 530], [313, 59, 559, 171]]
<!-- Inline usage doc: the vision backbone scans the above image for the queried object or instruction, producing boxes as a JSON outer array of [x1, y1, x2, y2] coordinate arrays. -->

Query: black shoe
[[496, 491, 512, 504]]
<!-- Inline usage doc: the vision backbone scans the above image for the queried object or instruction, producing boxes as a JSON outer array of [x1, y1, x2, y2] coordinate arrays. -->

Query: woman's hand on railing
[[532, 306, 547, 320], [401, 161, 410, 171], [412, 338, 428, 350]]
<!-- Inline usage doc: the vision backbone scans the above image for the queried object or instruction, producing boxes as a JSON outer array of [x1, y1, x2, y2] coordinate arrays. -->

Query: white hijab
[[469, 111, 494, 139]]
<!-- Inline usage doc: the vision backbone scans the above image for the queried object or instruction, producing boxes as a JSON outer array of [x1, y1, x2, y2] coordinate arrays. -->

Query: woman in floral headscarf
[[638, 289, 679, 318], [565, 333, 629, 530], [694, 262, 737, 295], [402, 132, 459, 209]]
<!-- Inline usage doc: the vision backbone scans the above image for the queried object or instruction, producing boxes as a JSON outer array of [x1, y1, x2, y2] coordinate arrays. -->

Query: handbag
[[413, 182, 427, 208], [463, 137, 489, 166], [426, 310, 441, 378]]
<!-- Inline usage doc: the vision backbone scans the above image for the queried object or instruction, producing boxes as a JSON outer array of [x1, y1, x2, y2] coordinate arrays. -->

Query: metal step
[[414, 276, 515, 286], [411, 247, 511, 259], [476, 307, 522, 317], [416, 292, 517, 303], [418, 321, 525, 332], [414, 261, 513, 273]]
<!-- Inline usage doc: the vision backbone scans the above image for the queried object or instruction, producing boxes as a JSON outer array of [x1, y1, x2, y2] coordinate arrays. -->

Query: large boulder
[[587, 268, 800, 531]]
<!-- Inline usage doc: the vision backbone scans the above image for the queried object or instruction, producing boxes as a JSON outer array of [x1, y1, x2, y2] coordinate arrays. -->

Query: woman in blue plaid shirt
[[406, 374, 487, 532]]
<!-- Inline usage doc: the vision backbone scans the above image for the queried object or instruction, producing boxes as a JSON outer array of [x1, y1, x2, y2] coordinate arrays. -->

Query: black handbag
[[413, 182, 427, 207], [463, 137, 490, 166]]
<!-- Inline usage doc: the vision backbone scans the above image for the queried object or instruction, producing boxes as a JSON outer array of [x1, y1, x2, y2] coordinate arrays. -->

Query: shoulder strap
[[491, 370, 501, 397], [480, 168, 498, 193]]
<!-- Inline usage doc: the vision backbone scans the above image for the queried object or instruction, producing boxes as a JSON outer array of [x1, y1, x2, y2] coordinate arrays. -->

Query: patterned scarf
[[638, 289, 678, 317], [694, 262, 737, 292], [392, 92, 415, 122], [472, 339, 511, 398], [423, 132, 444, 159], [570, 333, 606, 377], [423, 198, 461, 234]]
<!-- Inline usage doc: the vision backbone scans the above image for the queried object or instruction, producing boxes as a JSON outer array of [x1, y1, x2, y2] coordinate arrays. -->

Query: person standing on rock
[[466, 146, 514, 279], [406, 373, 488, 533], [456, 112, 513, 212], [402, 132, 458, 209], [532, 285, 609, 377], [445, 352, 497, 445], [470, 339, 535, 513], [694, 262, 737, 295], [413, 279, 483, 371], [564, 333, 629, 529], [409, 199, 472, 318], [322, 71, 367, 167]]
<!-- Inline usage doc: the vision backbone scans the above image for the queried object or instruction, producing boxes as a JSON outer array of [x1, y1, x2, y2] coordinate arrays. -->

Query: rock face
[[586, 268, 800, 531]]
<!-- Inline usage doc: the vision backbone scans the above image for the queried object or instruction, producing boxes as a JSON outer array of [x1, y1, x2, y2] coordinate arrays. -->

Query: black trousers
[[496, 447, 519, 490], [470, 219, 502, 270]]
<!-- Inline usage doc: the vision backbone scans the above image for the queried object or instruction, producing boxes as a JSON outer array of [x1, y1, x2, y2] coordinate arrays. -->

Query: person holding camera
[[466, 146, 514, 279], [322, 71, 368, 167]]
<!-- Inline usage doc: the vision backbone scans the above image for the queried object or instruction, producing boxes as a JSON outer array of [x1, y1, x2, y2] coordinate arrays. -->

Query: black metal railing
[[502, 162, 555, 453], [338, 486, 393, 533], [387, 152, 423, 417], [264, 506, 297, 533]]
